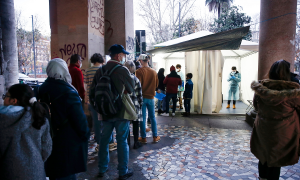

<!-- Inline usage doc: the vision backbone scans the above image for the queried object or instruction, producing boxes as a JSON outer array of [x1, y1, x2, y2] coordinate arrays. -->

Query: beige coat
[[251, 79, 300, 167]]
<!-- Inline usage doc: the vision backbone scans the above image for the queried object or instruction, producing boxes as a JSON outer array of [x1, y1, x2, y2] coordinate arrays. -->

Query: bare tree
[[15, 10, 43, 74], [138, 0, 197, 44]]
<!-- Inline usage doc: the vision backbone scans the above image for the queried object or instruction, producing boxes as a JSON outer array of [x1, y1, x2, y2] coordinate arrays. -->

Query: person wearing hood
[[226, 66, 241, 109], [161, 65, 182, 117], [0, 84, 52, 180], [250, 59, 300, 180], [38, 58, 90, 180]]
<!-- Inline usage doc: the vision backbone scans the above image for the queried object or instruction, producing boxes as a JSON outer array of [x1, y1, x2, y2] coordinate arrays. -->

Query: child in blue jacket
[[182, 73, 193, 117]]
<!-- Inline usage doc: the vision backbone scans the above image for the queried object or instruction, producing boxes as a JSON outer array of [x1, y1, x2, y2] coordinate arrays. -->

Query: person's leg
[[157, 99, 162, 111], [147, 98, 158, 137], [162, 90, 166, 112], [233, 100, 236, 105], [115, 120, 130, 176], [140, 98, 147, 138], [258, 161, 268, 179], [88, 104, 100, 144], [227, 100, 231, 105], [98, 120, 114, 173], [133, 121, 141, 148], [179, 91, 183, 109], [109, 131, 114, 144], [184, 99, 188, 112], [186, 99, 191, 113], [267, 166, 281, 180], [165, 93, 170, 113], [172, 93, 177, 113]]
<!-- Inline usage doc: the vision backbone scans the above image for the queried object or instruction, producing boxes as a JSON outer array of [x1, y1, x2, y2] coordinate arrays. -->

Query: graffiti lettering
[[105, 19, 113, 38], [59, 43, 87, 63], [89, 0, 105, 35]]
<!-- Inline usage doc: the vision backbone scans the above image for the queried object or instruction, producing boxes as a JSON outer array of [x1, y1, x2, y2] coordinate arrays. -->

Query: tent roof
[[147, 26, 257, 54]]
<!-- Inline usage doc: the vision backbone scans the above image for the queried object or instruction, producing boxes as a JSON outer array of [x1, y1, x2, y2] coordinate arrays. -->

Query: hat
[[108, 44, 130, 55], [138, 54, 149, 61], [170, 65, 176, 71]]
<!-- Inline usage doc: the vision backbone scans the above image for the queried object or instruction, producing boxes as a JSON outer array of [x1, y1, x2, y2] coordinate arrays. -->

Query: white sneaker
[[161, 113, 169, 117], [172, 113, 175, 117]]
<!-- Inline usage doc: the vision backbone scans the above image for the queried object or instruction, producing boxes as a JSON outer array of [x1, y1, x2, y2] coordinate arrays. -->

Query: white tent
[[151, 30, 259, 114]]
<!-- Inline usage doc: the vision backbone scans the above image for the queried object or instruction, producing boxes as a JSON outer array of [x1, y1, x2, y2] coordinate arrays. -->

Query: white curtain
[[185, 50, 224, 114]]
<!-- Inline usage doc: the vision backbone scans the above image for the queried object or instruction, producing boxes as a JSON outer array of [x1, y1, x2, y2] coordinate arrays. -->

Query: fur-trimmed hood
[[251, 79, 300, 105]]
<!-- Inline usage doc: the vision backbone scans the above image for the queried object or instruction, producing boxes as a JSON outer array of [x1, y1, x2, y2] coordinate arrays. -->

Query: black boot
[[133, 141, 142, 149]]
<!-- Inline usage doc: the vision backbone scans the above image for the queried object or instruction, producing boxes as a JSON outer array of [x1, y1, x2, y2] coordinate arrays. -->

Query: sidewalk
[[78, 114, 300, 180]]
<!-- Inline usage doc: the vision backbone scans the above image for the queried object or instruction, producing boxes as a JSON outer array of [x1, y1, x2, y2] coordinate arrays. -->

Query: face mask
[[80, 62, 82, 68], [120, 56, 126, 64]]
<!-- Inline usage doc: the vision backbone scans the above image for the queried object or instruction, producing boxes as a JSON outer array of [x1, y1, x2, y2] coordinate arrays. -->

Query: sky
[[14, 0, 261, 36]]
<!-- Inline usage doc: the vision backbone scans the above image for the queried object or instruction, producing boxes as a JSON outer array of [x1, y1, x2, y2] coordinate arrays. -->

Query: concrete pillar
[[49, 0, 105, 72], [258, 0, 297, 80], [104, 0, 134, 61]]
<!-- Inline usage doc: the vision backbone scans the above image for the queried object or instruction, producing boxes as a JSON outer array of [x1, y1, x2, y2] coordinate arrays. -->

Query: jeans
[[88, 104, 114, 144], [258, 161, 281, 180], [98, 118, 130, 176], [184, 99, 191, 113], [166, 93, 177, 113], [157, 90, 166, 111], [140, 98, 158, 138], [49, 174, 76, 180]]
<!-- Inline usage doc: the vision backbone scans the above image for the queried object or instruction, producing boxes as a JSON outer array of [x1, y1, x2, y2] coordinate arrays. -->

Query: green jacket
[[89, 60, 135, 120]]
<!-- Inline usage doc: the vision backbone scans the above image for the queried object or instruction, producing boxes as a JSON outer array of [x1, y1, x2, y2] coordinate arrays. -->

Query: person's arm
[[178, 78, 182, 86], [163, 76, 168, 84], [135, 78, 143, 107], [136, 69, 143, 86], [66, 90, 90, 140], [183, 83, 189, 98], [41, 119, 52, 162], [253, 94, 258, 111], [227, 74, 233, 82], [79, 71, 85, 100], [89, 70, 99, 108], [121, 67, 135, 94], [233, 73, 241, 83]]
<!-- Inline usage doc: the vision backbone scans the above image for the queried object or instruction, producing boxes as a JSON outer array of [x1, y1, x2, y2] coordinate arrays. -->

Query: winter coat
[[251, 79, 300, 167], [157, 73, 166, 91], [227, 71, 241, 100], [0, 106, 52, 180], [163, 71, 182, 94], [183, 79, 193, 99], [89, 60, 135, 120], [38, 77, 90, 178], [69, 64, 85, 100], [129, 73, 143, 121]]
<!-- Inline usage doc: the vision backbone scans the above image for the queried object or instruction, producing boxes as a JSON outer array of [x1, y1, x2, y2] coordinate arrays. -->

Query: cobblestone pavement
[[80, 115, 300, 180]]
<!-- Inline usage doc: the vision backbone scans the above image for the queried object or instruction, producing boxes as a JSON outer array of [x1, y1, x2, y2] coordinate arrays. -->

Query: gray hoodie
[[0, 106, 52, 180]]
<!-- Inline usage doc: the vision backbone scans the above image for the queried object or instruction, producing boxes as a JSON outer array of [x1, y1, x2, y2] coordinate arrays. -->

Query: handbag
[[122, 93, 138, 121]]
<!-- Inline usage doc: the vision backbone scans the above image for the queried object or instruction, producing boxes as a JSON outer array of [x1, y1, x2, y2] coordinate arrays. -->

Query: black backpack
[[94, 64, 123, 116]]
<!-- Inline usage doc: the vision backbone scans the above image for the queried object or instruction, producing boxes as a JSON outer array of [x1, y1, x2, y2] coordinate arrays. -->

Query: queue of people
[[2, 41, 300, 180]]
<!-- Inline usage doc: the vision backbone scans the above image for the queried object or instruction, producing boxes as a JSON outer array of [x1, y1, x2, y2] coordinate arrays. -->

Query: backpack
[[94, 64, 123, 116], [39, 90, 72, 138]]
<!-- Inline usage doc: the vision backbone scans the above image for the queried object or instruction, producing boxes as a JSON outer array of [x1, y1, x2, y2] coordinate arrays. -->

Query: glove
[[231, 75, 236, 79]]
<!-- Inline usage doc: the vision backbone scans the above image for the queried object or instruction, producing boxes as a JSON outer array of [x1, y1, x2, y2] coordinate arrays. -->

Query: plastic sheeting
[[148, 26, 250, 54], [185, 51, 224, 114]]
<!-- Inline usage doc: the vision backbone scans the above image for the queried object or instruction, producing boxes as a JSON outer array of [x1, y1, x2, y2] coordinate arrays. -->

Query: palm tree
[[205, 0, 233, 18], [0, 0, 19, 96]]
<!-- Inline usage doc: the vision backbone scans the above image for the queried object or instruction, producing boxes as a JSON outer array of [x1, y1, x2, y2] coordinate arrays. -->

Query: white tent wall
[[185, 50, 224, 114], [222, 58, 241, 100], [152, 54, 166, 72], [240, 53, 258, 105]]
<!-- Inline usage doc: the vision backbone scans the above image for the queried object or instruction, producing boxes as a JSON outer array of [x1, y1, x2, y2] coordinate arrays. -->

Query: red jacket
[[163, 71, 182, 94], [69, 64, 85, 100]]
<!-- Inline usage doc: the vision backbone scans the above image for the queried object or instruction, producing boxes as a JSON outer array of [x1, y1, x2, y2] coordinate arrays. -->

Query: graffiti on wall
[[59, 43, 87, 63], [89, 0, 105, 35], [105, 20, 113, 38], [126, 36, 135, 61]]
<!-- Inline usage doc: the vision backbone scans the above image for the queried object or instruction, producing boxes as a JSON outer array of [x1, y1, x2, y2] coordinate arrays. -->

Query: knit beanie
[[170, 65, 176, 71]]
